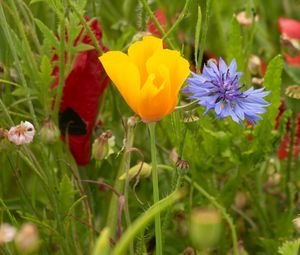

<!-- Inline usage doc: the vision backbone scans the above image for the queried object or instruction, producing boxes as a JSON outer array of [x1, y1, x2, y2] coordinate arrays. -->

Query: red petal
[[278, 17, 300, 39]]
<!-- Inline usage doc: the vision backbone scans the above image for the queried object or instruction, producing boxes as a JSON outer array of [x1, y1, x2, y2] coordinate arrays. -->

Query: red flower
[[147, 9, 167, 37], [52, 18, 109, 165], [276, 102, 300, 160], [278, 17, 300, 66]]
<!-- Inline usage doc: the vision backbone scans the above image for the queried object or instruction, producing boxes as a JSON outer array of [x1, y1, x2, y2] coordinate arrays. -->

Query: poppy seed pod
[[189, 208, 221, 251], [40, 118, 60, 144], [285, 85, 300, 112]]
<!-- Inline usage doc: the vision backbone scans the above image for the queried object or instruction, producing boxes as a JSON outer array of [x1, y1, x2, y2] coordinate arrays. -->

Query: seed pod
[[119, 162, 151, 181], [92, 131, 114, 161], [40, 118, 60, 144], [189, 208, 221, 251], [285, 85, 300, 112], [15, 223, 39, 254]]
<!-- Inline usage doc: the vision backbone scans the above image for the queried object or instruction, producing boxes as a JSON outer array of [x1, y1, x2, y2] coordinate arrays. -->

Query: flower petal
[[99, 51, 140, 113], [146, 49, 190, 113], [138, 70, 171, 122], [128, 36, 163, 85]]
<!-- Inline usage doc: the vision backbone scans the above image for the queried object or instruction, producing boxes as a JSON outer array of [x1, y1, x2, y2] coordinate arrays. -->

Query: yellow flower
[[99, 36, 190, 122]]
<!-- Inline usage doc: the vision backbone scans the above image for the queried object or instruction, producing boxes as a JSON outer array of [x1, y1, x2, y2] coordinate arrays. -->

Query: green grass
[[1, 0, 300, 254]]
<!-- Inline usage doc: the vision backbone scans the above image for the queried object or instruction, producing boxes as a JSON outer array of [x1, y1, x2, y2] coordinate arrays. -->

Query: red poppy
[[276, 102, 300, 160], [52, 17, 109, 165], [147, 9, 167, 37], [278, 17, 300, 66]]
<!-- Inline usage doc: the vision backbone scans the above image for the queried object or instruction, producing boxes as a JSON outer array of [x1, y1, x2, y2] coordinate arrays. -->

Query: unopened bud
[[169, 148, 179, 164], [39, 118, 60, 144], [189, 208, 221, 251], [119, 162, 151, 181], [236, 11, 259, 26], [0, 128, 8, 141], [0, 223, 16, 246], [182, 247, 195, 255], [285, 85, 300, 112], [266, 173, 281, 188], [127, 116, 138, 127], [234, 192, 248, 210], [92, 131, 115, 161], [293, 217, 300, 233], [176, 159, 190, 175], [252, 77, 264, 86], [15, 223, 39, 254], [248, 55, 262, 75]]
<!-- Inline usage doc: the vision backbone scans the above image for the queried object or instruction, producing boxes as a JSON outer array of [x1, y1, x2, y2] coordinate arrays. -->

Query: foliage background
[[1, 0, 300, 254]]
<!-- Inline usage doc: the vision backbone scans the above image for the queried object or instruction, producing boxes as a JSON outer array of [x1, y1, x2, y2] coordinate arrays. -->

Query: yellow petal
[[146, 49, 190, 113], [128, 36, 163, 85], [138, 67, 171, 122], [99, 51, 140, 113]]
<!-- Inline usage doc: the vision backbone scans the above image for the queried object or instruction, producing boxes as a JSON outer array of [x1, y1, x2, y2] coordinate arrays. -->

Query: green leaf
[[228, 15, 243, 70], [58, 175, 75, 215], [262, 55, 283, 124], [73, 43, 95, 53], [194, 5, 202, 69], [35, 18, 59, 49], [252, 55, 283, 153], [278, 239, 300, 255]]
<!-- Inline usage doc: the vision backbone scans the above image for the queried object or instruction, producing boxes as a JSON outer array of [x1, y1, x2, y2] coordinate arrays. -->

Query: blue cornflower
[[182, 58, 270, 125]]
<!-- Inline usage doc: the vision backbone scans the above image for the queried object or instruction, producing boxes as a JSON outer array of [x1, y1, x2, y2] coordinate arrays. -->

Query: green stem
[[53, 13, 66, 122], [67, 0, 103, 55], [140, 0, 175, 49], [286, 111, 297, 202], [112, 190, 183, 255], [106, 119, 135, 239], [162, 0, 193, 40], [197, 0, 213, 71], [184, 176, 238, 255], [0, 4, 38, 128], [148, 122, 162, 255]]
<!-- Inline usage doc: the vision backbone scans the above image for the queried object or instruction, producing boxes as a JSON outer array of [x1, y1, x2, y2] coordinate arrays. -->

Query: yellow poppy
[[99, 36, 190, 122]]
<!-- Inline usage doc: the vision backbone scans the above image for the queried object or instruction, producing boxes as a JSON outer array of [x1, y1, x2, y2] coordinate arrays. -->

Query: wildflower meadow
[[1, 0, 300, 254]]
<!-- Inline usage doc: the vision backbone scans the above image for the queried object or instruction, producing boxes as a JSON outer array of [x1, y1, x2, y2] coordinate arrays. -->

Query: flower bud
[[293, 217, 300, 233], [285, 85, 300, 112], [189, 208, 221, 251], [0, 128, 8, 141], [236, 11, 259, 26], [234, 192, 248, 210], [15, 223, 39, 254], [0, 223, 16, 246], [127, 116, 138, 127], [251, 77, 264, 86], [248, 55, 262, 75], [169, 148, 178, 164], [39, 118, 60, 144], [119, 162, 151, 181], [92, 131, 115, 161], [176, 159, 190, 175]]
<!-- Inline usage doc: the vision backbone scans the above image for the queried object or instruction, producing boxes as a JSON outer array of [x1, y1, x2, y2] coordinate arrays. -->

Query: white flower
[[8, 121, 35, 145], [0, 223, 17, 245]]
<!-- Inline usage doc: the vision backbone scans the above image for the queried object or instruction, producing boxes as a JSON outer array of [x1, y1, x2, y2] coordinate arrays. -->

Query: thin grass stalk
[[106, 119, 135, 238], [140, 0, 175, 49], [162, 0, 193, 40], [112, 190, 183, 255], [0, 4, 38, 128], [184, 176, 238, 255], [67, 0, 103, 55], [197, 0, 213, 71]]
